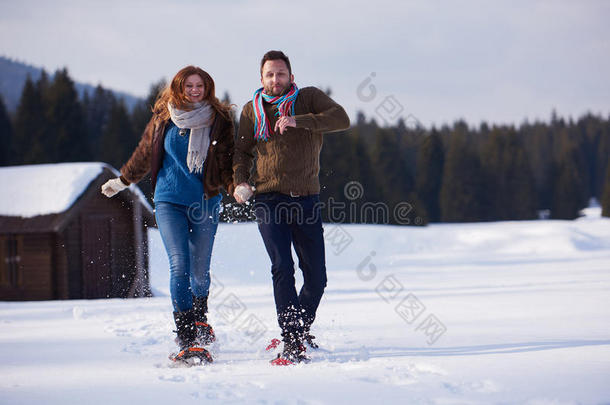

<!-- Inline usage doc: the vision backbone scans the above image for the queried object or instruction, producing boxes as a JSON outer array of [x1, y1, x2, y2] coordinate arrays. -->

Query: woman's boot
[[193, 295, 216, 345], [171, 309, 212, 365]]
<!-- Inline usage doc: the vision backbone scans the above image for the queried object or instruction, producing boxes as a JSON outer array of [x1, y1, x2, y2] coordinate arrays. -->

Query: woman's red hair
[[152, 65, 233, 122]]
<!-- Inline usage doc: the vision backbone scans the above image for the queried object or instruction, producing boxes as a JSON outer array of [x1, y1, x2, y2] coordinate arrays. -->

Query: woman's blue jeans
[[155, 199, 220, 311]]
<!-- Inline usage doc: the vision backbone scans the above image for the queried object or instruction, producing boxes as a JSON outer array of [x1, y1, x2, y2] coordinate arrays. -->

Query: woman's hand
[[101, 177, 129, 198]]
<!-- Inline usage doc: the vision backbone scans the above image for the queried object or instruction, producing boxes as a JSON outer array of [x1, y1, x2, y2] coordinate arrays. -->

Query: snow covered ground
[[1, 209, 610, 404]]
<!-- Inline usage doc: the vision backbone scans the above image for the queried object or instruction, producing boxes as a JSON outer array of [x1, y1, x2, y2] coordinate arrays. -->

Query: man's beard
[[264, 83, 290, 97]]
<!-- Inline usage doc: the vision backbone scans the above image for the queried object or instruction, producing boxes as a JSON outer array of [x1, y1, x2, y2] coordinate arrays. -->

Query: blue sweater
[[154, 122, 220, 207]]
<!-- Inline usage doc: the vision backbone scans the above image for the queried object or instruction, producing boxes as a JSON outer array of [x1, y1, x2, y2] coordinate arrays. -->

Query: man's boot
[[303, 324, 319, 349], [270, 331, 309, 366]]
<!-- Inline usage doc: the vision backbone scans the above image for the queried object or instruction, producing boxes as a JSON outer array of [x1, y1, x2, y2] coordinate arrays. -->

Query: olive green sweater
[[233, 86, 350, 196]]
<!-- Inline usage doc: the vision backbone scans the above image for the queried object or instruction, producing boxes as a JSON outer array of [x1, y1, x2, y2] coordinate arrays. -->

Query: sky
[[1, 0, 609, 128]]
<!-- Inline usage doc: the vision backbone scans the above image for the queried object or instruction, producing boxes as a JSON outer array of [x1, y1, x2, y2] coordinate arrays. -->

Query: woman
[[101, 66, 234, 364]]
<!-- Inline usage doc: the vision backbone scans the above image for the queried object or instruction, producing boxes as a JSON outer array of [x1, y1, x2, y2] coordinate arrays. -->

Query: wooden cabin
[[0, 162, 154, 301]]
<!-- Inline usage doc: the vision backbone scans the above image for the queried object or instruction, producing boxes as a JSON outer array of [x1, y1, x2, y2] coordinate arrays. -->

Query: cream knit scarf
[[167, 101, 214, 174]]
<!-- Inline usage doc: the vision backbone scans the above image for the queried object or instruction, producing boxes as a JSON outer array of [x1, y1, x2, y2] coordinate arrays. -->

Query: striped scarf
[[252, 83, 299, 141]]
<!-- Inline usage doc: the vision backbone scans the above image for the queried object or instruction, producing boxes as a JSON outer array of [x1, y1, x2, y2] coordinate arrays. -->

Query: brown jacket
[[233, 86, 350, 196], [120, 112, 235, 199]]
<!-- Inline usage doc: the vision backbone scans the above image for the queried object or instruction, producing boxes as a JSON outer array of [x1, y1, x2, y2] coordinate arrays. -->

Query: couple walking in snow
[[101, 50, 350, 365]]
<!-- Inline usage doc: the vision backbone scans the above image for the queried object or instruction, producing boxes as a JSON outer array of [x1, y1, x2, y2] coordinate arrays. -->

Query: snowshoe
[[267, 333, 318, 352], [270, 350, 310, 366], [170, 346, 213, 366], [266, 338, 282, 351]]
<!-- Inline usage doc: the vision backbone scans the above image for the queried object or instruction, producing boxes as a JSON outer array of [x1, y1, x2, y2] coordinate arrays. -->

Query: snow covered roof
[[0, 162, 152, 218]]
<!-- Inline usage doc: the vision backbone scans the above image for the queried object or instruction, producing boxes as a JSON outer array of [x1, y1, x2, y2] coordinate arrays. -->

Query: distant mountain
[[0, 56, 142, 112]]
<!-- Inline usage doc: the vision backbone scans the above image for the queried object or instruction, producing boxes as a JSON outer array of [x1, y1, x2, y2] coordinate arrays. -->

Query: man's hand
[[234, 183, 254, 204], [274, 116, 296, 134], [101, 177, 129, 198]]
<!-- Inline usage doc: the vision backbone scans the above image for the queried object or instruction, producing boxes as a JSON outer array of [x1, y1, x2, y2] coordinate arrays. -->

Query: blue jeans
[[253, 193, 327, 337], [155, 199, 220, 311]]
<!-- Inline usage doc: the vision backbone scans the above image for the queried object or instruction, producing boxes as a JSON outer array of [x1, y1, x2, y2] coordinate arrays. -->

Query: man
[[233, 50, 350, 365]]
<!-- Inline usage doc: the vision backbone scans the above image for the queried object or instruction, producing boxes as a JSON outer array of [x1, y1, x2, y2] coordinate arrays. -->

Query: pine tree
[[506, 135, 538, 220], [371, 127, 413, 207], [602, 163, 610, 218], [131, 79, 166, 138], [373, 125, 426, 225], [480, 128, 505, 219], [595, 128, 610, 202], [320, 126, 371, 223], [100, 99, 136, 170], [84, 85, 116, 160], [0, 95, 12, 166], [12, 75, 48, 164], [569, 124, 592, 204], [415, 129, 444, 222], [480, 128, 537, 220], [551, 143, 587, 219], [576, 114, 602, 201], [520, 121, 554, 211], [352, 129, 377, 210], [440, 129, 485, 222], [45, 68, 90, 162]]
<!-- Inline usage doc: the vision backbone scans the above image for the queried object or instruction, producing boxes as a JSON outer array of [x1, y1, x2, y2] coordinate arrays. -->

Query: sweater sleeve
[[293, 87, 350, 133], [233, 103, 257, 186], [119, 117, 154, 184]]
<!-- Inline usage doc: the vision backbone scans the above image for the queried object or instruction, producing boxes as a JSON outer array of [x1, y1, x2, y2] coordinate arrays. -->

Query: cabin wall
[[75, 191, 142, 299], [0, 233, 54, 300]]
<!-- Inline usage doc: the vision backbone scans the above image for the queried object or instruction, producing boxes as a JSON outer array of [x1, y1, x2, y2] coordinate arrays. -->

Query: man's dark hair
[[260, 50, 292, 77]]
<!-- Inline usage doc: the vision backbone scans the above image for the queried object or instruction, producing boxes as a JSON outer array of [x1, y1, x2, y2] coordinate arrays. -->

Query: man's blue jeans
[[254, 192, 327, 338], [155, 199, 220, 311]]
